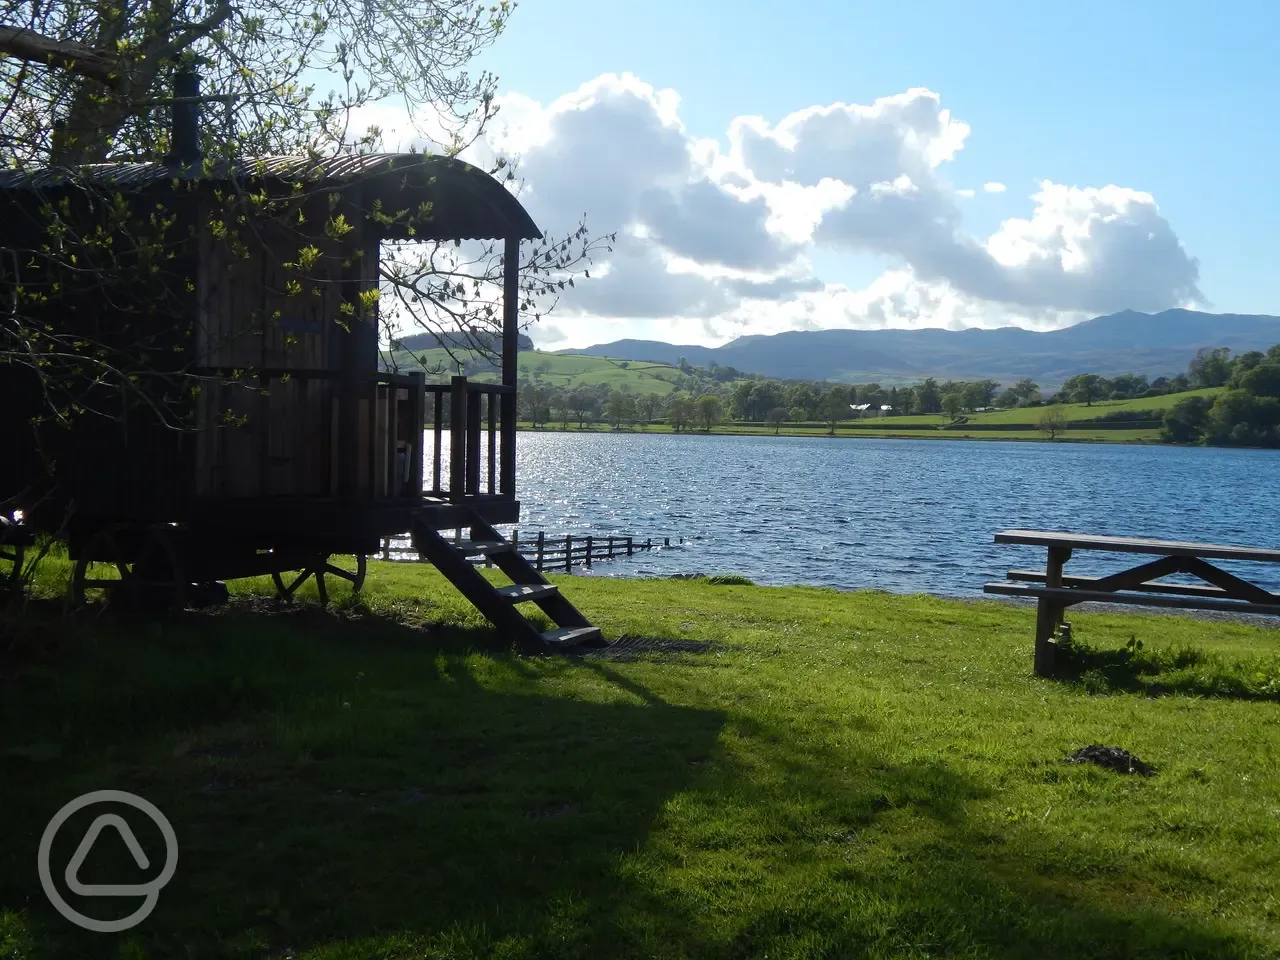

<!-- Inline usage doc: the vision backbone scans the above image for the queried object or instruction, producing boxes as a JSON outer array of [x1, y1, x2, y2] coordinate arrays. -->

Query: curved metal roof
[[0, 153, 541, 242]]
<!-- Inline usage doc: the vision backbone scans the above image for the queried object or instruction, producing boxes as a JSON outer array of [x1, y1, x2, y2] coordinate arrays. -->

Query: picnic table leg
[[1033, 546, 1071, 677]]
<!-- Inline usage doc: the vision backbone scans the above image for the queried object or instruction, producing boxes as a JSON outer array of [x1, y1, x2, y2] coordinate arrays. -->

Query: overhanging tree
[[0, 0, 611, 456]]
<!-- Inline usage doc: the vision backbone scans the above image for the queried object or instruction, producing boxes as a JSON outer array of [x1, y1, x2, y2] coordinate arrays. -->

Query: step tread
[[495, 583, 559, 603], [541, 626, 604, 648], [446, 539, 513, 556]]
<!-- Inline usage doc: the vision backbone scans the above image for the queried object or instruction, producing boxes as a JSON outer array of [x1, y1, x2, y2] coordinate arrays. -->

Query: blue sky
[[434, 0, 1280, 345]]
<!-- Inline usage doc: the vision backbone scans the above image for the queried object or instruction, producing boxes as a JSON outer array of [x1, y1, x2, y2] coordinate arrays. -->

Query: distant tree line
[[513, 379, 728, 433], [509, 341, 1280, 445], [1162, 345, 1280, 447]]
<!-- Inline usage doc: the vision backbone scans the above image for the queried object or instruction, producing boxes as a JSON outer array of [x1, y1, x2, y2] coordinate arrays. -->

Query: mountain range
[[552, 310, 1280, 389]]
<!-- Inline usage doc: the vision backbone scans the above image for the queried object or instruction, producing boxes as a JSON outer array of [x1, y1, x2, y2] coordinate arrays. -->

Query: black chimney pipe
[[165, 66, 202, 169]]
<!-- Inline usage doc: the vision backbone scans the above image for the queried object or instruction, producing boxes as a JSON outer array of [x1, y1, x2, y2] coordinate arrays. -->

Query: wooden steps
[[410, 507, 603, 653], [448, 539, 513, 557], [541, 626, 603, 648], [495, 583, 560, 603]]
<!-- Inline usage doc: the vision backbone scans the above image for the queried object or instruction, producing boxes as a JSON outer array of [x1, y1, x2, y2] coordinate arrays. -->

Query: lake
[[494, 433, 1280, 597]]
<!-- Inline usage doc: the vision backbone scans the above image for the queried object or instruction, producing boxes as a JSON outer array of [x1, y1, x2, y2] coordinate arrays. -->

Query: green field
[[525, 383, 1218, 444], [843, 426, 1161, 442], [390, 348, 686, 395], [880, 389, 1221, 427], [3, 560, 1280, 958], [393, 346, 1213, 443]]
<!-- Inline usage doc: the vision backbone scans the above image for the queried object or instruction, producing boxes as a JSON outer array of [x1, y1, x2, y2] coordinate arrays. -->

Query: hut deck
[[184, 494, 521, 544]]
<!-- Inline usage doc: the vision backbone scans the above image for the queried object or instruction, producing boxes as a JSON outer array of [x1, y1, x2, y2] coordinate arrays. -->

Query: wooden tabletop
[[994, 529, 1280, 564]]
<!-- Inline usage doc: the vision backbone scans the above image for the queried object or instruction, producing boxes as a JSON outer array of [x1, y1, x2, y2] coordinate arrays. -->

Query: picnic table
[[983, 529, 1280, 676]]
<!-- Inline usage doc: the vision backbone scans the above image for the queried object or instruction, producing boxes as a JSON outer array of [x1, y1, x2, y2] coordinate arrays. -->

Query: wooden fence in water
[[379, 531, 685, 572]]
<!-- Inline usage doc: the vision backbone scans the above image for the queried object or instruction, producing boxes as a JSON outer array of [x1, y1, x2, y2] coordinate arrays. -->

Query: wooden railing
[[191, 367, 426, 501], [191, 368, 515, 502], [424, 376, 516, 501]]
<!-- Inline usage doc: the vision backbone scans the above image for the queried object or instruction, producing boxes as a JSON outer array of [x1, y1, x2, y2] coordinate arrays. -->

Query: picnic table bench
[[983, 529, 1280, 676]]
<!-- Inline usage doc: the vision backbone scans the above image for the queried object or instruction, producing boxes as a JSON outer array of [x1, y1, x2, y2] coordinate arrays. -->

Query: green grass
[[393, 348, 1218, 428], [391, 349, 686, 396], [4, 560, 1280, 958], [838, 427, 1162, 443], [522, 387, 1218, 444], [881, 388, 1221, 428]]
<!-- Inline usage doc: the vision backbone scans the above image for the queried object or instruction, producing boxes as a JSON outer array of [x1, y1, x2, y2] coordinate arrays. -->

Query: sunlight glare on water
[[437, 433, 1280, 597]]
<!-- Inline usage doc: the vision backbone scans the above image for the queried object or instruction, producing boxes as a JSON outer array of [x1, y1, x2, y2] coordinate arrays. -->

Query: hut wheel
[[0, 541, 23, 590], [271, 554, 366, 606], [69, 523, 187, 613], [0, 517, 24, 589]]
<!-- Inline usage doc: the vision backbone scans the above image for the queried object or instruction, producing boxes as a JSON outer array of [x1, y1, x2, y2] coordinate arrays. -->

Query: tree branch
[[0, 24, 124, 88], [157, 0, 235, 61]]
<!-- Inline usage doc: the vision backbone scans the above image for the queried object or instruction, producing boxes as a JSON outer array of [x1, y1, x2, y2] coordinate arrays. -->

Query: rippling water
[[478, 433, 1280, 597]]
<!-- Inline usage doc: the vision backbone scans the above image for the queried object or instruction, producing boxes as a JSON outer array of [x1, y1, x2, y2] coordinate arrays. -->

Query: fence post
[[664, 537, 670, 547], [512, 529, 519, 552], [564, 535, 573, 572], [536, 531, 545, 571], [626, 536, 633, 557], [585, 535, 593, 567], [382, 538, 391, 561], [607, 537, 615, 558]]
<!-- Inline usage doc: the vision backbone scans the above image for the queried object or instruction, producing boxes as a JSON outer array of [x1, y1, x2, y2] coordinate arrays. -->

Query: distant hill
[[385, 345, 689, 395], [394, 330, 534, 353], [551, 309, 1280, 389]]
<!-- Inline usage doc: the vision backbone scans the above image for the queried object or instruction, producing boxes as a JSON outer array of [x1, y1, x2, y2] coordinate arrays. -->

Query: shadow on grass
[[580, 703, 1267, 960], [0, 604, 1272, 959], [1051, 635, 1280, 702]]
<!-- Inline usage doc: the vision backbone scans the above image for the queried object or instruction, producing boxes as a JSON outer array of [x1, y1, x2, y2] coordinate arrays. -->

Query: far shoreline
[[514, 421, 1165, 446]]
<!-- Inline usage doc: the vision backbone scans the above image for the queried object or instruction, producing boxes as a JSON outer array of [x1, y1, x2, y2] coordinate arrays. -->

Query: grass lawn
[[3, 560, 1280, 958], [873, 389, 1221, 428], [521, 387, 1221, 443]]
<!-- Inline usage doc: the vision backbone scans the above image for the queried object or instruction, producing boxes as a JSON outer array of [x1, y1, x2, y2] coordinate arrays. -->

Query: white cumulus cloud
[[364, 74, 1204, 348]]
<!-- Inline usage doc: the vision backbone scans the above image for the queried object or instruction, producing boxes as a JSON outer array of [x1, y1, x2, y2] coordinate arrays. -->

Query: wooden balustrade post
[[536, 531, 545, 571], [500, 236, 520, 499], [626, 537, 633, 557], [465, 389, 482, 495], [585, 535, 593, 567], [411, 372, 426, 496], [431, 386, 444, 495], [564, 535, 573, 572], [500, 393, 517, 498], [449, 376, 466, 502]]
